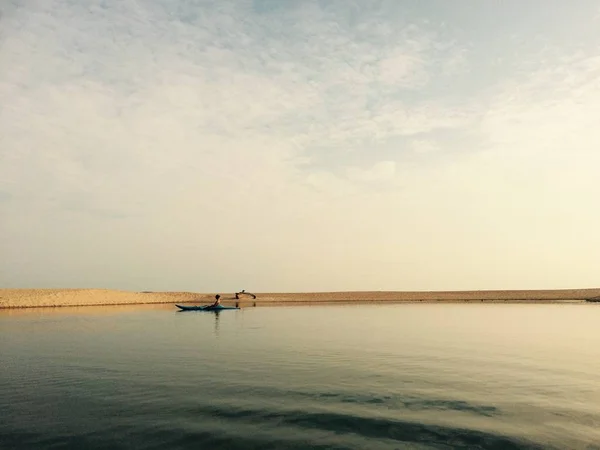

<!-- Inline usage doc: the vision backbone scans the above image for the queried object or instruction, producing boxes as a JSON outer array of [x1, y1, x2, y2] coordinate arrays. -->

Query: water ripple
[[170, 403, 548, 449]]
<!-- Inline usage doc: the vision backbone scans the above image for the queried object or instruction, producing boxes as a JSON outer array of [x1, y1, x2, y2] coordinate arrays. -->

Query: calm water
[[1, 303, 600, 449]]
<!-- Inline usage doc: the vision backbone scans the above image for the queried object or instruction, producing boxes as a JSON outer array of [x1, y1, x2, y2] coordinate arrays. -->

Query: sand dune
[[2, 288, 600, 309], [0, 289, 208, 309]]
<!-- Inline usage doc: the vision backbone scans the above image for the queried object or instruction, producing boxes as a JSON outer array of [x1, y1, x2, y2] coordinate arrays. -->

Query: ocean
[[1, 303, 599, 449]]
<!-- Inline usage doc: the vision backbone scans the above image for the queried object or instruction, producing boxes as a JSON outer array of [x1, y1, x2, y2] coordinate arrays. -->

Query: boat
[[175, 304, 240, 311]]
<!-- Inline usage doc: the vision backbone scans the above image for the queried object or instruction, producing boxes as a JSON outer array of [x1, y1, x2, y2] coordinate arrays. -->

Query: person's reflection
[[213, 310, 220, 336]]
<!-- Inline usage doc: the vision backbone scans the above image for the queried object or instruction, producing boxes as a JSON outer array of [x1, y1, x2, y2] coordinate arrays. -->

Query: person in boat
[[210, 294, 221, 307]]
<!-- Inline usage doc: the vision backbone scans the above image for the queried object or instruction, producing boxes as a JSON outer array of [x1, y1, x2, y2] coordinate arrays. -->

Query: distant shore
[[1, 288, 600, 309]]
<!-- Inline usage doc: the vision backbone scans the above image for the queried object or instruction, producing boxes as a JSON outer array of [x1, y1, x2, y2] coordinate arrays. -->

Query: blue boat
[[175, 304, 240, 311]]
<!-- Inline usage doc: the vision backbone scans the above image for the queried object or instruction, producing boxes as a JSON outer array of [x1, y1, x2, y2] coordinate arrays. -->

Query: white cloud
[[410, 139, 440, 155], [0, 0, 463, 214], [346, 161, 396, 183], [378, 53, 425, 87], [1, 0, 599, 291]]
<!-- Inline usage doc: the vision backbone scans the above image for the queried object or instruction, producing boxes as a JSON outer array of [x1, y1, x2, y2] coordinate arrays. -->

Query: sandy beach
[[1, 288, 600, 309]]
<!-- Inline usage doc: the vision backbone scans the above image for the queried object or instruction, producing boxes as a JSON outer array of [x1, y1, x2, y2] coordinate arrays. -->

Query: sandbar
[[1, 288, 600, 309]]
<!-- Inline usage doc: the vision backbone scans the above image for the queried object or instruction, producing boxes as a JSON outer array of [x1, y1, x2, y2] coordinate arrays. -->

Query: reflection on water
[[208, 309, 221, 336], [2, 303, 600, 449], [0, 302, 176, 317], [174, 307, 222, 336]]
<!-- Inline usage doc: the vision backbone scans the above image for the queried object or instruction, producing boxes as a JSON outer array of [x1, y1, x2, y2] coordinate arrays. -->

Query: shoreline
[[1, 288, 600, 309]]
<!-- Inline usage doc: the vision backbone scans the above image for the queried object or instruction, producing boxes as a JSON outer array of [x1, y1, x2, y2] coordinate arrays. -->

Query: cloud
[[1, 0, 599, 291], [410, 139, 440, 155], [346, 161, 396, 183], [0, 0, 469, 219]]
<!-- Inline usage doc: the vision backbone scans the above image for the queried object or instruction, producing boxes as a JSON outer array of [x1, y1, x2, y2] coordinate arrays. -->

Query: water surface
[[1, 303, 600, 449]]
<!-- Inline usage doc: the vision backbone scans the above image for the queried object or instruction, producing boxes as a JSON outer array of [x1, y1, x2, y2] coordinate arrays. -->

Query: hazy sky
[[1, 0, 599, 292]]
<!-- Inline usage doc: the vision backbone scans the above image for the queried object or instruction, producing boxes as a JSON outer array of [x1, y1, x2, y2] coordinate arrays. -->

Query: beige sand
[[1, 288, 600, 309]]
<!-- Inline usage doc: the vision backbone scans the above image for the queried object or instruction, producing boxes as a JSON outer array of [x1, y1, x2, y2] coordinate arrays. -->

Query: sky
[[1, 0, 599, 293]]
